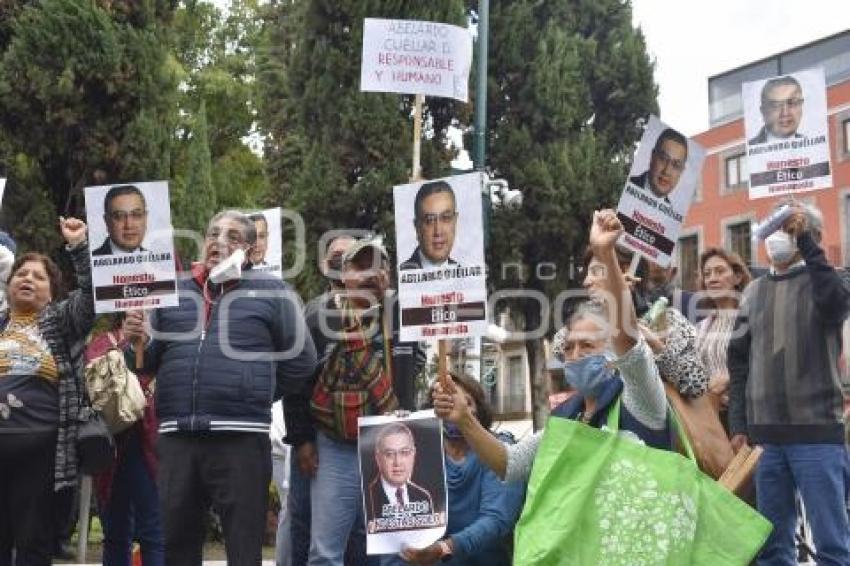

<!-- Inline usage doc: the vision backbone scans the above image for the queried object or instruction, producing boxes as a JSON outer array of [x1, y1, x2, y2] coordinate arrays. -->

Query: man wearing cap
[[284, 235, 426, 565]]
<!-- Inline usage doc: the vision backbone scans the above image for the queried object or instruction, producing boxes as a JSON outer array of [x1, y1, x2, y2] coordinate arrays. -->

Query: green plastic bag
[[514, 400, 772, 565]]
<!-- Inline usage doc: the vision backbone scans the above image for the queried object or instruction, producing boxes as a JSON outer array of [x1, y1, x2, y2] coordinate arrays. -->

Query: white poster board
[[248, 207, 282, 278], [359, 411, 447, 555], [85, 181, 178, 313], [616, 115, 705, 267], [0, 178, 5, 207], [361, 18, 473, 102], [743, 68, 832, 199], [394, 172, 487, 341]]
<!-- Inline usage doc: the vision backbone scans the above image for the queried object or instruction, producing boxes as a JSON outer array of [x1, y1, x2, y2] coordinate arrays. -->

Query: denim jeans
[[756, 443, 850, 566], [102, 432, 164, 566], [285, 454, 312, 566], [308, 433, 368, 566]]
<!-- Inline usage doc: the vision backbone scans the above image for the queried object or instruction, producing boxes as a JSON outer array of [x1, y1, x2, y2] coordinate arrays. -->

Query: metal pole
[[473, 0, 489, 171], [412, 94, 424, 181]]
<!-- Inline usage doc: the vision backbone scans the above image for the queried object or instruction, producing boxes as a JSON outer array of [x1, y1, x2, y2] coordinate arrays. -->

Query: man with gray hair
[[123, 209, 317, 565], [728, 200, 850, 565]]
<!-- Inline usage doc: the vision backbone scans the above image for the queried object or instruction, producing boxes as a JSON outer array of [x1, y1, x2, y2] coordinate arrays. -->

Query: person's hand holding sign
[[59, 216, 87, 247], [783, 206, 808, 239]]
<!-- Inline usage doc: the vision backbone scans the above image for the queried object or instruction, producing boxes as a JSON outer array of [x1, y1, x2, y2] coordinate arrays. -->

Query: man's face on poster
[[376, 431, 416, 488], [414, 192, 457, 264], [760, 83, 803, 139], [105, 192, 147, 252], [648, 139, 687, 198], [252, 217, 268, 264]]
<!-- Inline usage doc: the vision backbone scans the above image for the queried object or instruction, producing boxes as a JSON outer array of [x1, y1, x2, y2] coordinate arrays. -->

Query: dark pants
[[102, 431, 164, 566], [158, 432, 271, 566], [0, 431, 56, 566]]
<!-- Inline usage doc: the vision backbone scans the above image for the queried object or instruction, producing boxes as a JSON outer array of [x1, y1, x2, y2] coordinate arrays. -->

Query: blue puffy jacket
[[140, 264, 317, 435]]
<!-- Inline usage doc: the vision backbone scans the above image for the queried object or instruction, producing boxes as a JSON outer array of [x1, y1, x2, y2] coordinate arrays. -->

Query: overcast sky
[[631, 1, 850, 135]]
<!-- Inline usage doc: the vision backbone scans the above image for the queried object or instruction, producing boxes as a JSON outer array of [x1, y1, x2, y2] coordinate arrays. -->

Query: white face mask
[[764, 231, 797, 265], [209, 248, 246, 284]]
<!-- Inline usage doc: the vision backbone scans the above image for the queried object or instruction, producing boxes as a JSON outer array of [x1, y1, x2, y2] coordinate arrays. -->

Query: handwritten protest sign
[[361, 18, 473, 102], [616, 115, 705, 267], [359, 411, 447, 555], [394, 173, 487, 341], [248, 208, 282, 278], [85, 181, 178, 313], [743, 68, 832, 199]]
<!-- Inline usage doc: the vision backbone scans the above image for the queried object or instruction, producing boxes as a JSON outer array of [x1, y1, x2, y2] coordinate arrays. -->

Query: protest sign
[[394, 173, 487, 341], [743, 68, 832, 199], [616, 115, 705, 267], [359, 411, 447, 555], [85, 181, 178, 313], [361, 18, 473, 102], [248, 207, 282, 278]]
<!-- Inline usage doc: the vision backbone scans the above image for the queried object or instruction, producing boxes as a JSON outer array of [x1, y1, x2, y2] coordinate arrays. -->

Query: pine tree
[[0, 0, 179, 225], [172, 100, 216, 262], [483, 0, 657, 426], [257, 0, 467, 297]]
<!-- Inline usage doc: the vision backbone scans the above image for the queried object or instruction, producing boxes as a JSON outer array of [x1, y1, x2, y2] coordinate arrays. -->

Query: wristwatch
[[438, 539, 453, 562]]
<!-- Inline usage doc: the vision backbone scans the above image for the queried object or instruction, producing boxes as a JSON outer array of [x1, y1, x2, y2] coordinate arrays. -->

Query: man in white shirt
[[399, 181, 459, 270], [748, 76, 805, 145], [365, 422, 434, 531]]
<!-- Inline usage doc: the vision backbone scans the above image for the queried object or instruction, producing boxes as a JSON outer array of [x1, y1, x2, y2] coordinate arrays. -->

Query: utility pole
[[473, 0, 489, 171]]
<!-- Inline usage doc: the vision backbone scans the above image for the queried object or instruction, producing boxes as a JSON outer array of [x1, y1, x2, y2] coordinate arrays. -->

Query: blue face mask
[[563, 353, 615, 397]]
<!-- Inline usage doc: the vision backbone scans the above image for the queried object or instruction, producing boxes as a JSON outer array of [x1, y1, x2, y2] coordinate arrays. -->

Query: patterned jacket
[[0, 242, 95, 490]]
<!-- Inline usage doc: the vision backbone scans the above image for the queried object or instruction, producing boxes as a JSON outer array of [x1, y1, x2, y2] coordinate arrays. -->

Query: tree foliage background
[[0, 0, 657, 422]]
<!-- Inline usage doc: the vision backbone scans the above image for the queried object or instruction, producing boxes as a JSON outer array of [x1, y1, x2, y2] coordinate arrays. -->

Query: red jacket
[[85, 329, 158, 505]]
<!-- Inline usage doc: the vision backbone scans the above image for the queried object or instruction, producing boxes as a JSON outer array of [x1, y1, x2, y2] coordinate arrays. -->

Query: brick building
[[679, 31, 850, 290]]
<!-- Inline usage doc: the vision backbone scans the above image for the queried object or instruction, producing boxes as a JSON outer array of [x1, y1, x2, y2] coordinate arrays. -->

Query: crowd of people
[[0, 198, 847, 566]]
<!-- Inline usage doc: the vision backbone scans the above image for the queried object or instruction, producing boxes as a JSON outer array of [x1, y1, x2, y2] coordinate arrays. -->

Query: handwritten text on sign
[[361, 19, 473, 102]]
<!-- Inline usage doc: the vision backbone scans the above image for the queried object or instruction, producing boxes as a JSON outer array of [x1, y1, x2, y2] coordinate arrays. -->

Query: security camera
[[502, 189, 523, 209]]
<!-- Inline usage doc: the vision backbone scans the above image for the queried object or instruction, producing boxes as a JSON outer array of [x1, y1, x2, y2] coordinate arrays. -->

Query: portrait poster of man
[[84, 181, 178, 313], [616, 115, 705, 267], [743, 68, 832, 199], [393, 172, 487, 342], [248, 208, 282, 278], [358, 411, 447, 555]]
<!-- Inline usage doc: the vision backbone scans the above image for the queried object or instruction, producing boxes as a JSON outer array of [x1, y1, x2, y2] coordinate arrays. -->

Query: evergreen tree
[[483, 0, 657, 426], [172, 100, 216, 262], [0, 0, 179, 244], [257, 0, 467, 298]]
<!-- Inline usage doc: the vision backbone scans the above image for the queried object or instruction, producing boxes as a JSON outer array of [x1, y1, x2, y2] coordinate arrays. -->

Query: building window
[[725, 153, 748, 188], [505, 355, 525, 414], [727, 221, 753, 267], [678, 235, 699, 291], [844, 118, 850, 154]]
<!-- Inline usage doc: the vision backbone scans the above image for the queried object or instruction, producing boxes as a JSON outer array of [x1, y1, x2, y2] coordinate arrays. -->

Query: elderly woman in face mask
[[434, 210, 671, 483]]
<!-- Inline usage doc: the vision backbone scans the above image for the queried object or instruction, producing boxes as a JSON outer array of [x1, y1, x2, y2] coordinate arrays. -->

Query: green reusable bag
[[513, 400, 772, 565]]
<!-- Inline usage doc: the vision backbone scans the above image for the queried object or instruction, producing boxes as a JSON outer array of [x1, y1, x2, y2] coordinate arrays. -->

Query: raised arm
[[588, 210, 637, 356]]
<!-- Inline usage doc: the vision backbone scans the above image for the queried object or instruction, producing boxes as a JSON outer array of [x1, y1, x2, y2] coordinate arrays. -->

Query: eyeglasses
[[379, 448, 414, 459], [108, 209, 146, 222], [417, 211, 458, 227], [763, 98, 804, 113], [205, 228, 246, 247], [652, 149, 686, 172]]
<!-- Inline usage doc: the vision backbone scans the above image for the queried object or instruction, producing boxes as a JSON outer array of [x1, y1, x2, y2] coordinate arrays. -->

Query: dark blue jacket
[[139, 264, 317, 435], [551, 377, 672, 450]]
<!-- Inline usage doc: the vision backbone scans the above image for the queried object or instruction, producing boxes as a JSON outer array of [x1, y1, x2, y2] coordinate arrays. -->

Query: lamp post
[[473, 0, 489, 171]]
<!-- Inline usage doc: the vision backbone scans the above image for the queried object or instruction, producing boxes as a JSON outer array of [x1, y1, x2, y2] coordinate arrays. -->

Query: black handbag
[[76, 405, 115, 475]]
